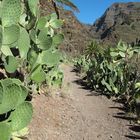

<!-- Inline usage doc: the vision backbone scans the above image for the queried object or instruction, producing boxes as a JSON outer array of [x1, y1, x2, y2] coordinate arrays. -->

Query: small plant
[[74, 55, 91, 74], [134, 82, 140, 122], [85, 40, 104, 58], [46, 66, 64, 88]]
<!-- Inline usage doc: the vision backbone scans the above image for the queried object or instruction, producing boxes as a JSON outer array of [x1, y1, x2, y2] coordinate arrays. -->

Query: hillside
[[90, 2, 140, 45]]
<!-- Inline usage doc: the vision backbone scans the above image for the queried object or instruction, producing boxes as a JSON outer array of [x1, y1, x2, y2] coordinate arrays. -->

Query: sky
[[71, 0, 140, 24]]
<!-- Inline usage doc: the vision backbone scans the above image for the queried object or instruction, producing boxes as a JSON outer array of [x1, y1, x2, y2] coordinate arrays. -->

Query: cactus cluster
[[86, 41, 140, 97], [74, 40, 140, 119]]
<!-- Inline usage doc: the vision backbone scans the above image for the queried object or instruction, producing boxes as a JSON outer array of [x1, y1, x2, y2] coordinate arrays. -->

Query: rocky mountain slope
[[90, 2, 140, 45]]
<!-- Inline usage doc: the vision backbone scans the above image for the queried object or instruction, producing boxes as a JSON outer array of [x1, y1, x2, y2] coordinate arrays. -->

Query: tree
[[48, 0, 79, 18]]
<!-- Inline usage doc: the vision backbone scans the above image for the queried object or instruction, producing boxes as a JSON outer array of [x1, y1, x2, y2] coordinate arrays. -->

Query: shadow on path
[[125, 134, 140, 139], [110, 105, 140, 139], [72, 77, 104, 97], [71, 66, 140, 140]]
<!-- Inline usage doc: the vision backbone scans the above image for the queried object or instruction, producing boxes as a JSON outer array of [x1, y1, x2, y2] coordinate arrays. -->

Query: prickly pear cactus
[[0, 0, 64, 90], [0, 0, 66, 139], [0, 78, 33, 140]]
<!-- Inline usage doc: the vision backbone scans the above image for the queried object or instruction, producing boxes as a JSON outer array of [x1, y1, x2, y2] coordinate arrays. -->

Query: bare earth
[[28, 64, 136, 140]]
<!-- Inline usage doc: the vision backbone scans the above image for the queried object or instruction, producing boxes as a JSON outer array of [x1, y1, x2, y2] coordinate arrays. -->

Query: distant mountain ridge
[[90, 2, 140, 45]]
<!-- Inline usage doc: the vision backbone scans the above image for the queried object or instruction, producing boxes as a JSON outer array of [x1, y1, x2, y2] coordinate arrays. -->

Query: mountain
[[90, 2, 140, 45], [40, 0, 93, 56]]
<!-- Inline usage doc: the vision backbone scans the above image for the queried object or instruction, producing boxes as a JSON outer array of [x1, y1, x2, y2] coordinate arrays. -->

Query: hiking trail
[[29, 64, 133, 140]]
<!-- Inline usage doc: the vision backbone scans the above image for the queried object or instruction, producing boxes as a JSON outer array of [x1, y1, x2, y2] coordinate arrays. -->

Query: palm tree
[[49, 0, 79, 18], [55, 0, 79, 12]]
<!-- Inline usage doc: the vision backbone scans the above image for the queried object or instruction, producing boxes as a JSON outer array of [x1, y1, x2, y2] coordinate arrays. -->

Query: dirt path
[[28, 64, 135, 140]]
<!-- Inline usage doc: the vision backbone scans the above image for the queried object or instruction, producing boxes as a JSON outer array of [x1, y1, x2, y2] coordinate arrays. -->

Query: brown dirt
[[28, 64, 136, 140]]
